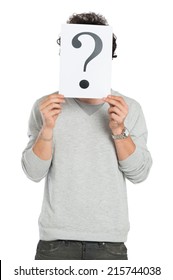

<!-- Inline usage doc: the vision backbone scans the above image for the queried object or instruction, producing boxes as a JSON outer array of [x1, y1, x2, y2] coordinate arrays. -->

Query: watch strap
[[111, 127, 129, 140]]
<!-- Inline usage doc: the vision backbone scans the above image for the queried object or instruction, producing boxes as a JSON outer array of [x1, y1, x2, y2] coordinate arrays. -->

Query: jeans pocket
[[37, 240, 64, 254], [105, 242, 127, 256]]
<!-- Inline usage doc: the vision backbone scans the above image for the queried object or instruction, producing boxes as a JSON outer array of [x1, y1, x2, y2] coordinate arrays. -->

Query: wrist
[[111, 124, 125, 136], [111, 126, 129, 140], [40, 127, 53, 141]]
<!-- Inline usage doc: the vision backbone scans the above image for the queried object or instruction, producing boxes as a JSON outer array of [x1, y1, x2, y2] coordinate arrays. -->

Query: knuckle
[[39, 100, 44, 109], [48, 95, 55, 101], [50, 96, 55, 102], [51, 103, 55, 109], [49, 93, 57, 97], [47, 95, 52, 100]]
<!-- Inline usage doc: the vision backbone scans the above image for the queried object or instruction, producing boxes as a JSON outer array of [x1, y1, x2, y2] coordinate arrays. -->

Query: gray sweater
[[21, 90, 152, 242]]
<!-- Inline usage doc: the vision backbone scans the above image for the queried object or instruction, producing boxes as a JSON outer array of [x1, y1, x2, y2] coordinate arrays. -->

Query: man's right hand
[[32, 93, 65, 160], [39, 93, 65, 129]]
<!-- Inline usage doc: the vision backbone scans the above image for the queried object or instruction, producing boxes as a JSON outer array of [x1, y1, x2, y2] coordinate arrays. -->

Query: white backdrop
[[0, 0, 173, 279]]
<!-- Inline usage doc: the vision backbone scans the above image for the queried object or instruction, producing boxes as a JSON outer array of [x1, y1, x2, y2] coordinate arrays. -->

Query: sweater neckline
[[73, 98, 104, 116], [69, 97, 108, 118]]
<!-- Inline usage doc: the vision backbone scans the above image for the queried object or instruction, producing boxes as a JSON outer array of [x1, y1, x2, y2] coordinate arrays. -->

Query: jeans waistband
[[59, 240, 124, 246]]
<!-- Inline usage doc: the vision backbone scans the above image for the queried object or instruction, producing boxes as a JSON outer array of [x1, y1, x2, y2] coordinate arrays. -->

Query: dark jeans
[[35, 240, 128, 260]]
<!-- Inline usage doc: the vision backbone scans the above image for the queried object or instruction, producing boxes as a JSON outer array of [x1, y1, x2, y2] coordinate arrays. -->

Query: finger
[[103, 95, 128, 109], [48, 93, 64, 98], [108, 101, 125, 113], [109, 106, 122, 117], [42, 103, 62, 114], [40, 97, 65, 111], [42, 92, 65, 103], [42, 93, 64, 104], [109, 105, 128, 117], [42, 95, 65, 105], [107, 95, 127, 107], [46, 109, 62, 118], [106, 100, 126, 113], [110, 113, 122, 124]]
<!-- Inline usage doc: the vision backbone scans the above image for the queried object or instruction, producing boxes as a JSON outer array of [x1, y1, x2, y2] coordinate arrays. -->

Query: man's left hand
[[103, 95, 128, 135]]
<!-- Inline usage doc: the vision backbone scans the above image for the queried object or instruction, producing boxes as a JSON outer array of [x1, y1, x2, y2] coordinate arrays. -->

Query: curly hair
[[57, 12, 117, 59]]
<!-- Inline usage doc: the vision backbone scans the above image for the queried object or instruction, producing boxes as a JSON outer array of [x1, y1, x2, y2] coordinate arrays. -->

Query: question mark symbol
[[72, 32, 103, 89]]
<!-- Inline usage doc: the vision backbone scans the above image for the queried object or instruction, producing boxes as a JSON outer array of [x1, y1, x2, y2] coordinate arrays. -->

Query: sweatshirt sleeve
[[21, 99, 52, 182], [118, 101, 152, 184]]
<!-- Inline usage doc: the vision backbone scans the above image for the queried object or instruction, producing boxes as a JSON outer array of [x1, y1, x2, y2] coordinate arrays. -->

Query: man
[[21, 12, 152, 260]]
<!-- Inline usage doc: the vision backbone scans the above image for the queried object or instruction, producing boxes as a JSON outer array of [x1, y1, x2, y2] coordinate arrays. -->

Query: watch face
[[124, 128, 129, 137], [111, 127, 129, 140]]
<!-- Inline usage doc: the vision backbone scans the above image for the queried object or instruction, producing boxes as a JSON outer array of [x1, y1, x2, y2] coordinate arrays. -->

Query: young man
[[22, 12, 152, 260]]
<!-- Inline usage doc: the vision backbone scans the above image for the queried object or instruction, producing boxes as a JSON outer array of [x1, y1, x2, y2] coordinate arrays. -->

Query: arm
[[103, 95, 152, 183], [103, 95, 135, 161], [21, 93, 65, 182], [32, 126, 53, 160], [113, 136, 136, 161], [32, 93, 65, 160]]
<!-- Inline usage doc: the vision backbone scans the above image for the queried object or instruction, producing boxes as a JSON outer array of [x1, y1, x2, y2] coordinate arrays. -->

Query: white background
[[0, 0, 173, 279]]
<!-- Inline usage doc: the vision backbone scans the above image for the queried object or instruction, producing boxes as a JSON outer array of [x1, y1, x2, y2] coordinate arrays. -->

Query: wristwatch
[[111, 127, 129, 140]]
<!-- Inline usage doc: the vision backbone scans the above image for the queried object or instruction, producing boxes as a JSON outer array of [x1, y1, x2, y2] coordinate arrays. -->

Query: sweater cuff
[[118, 146, 143, 170], [24, 148, 52, 173]]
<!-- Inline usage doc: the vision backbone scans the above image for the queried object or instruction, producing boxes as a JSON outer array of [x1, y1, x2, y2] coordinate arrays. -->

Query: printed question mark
[[72, 32, 103, 89]]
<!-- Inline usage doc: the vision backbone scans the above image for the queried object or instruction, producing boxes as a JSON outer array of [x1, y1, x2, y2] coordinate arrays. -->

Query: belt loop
[[98, 242, 105, 247]]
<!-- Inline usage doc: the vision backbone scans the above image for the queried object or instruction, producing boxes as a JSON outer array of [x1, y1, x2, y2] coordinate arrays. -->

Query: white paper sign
[[59, 24, 112, 98]]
